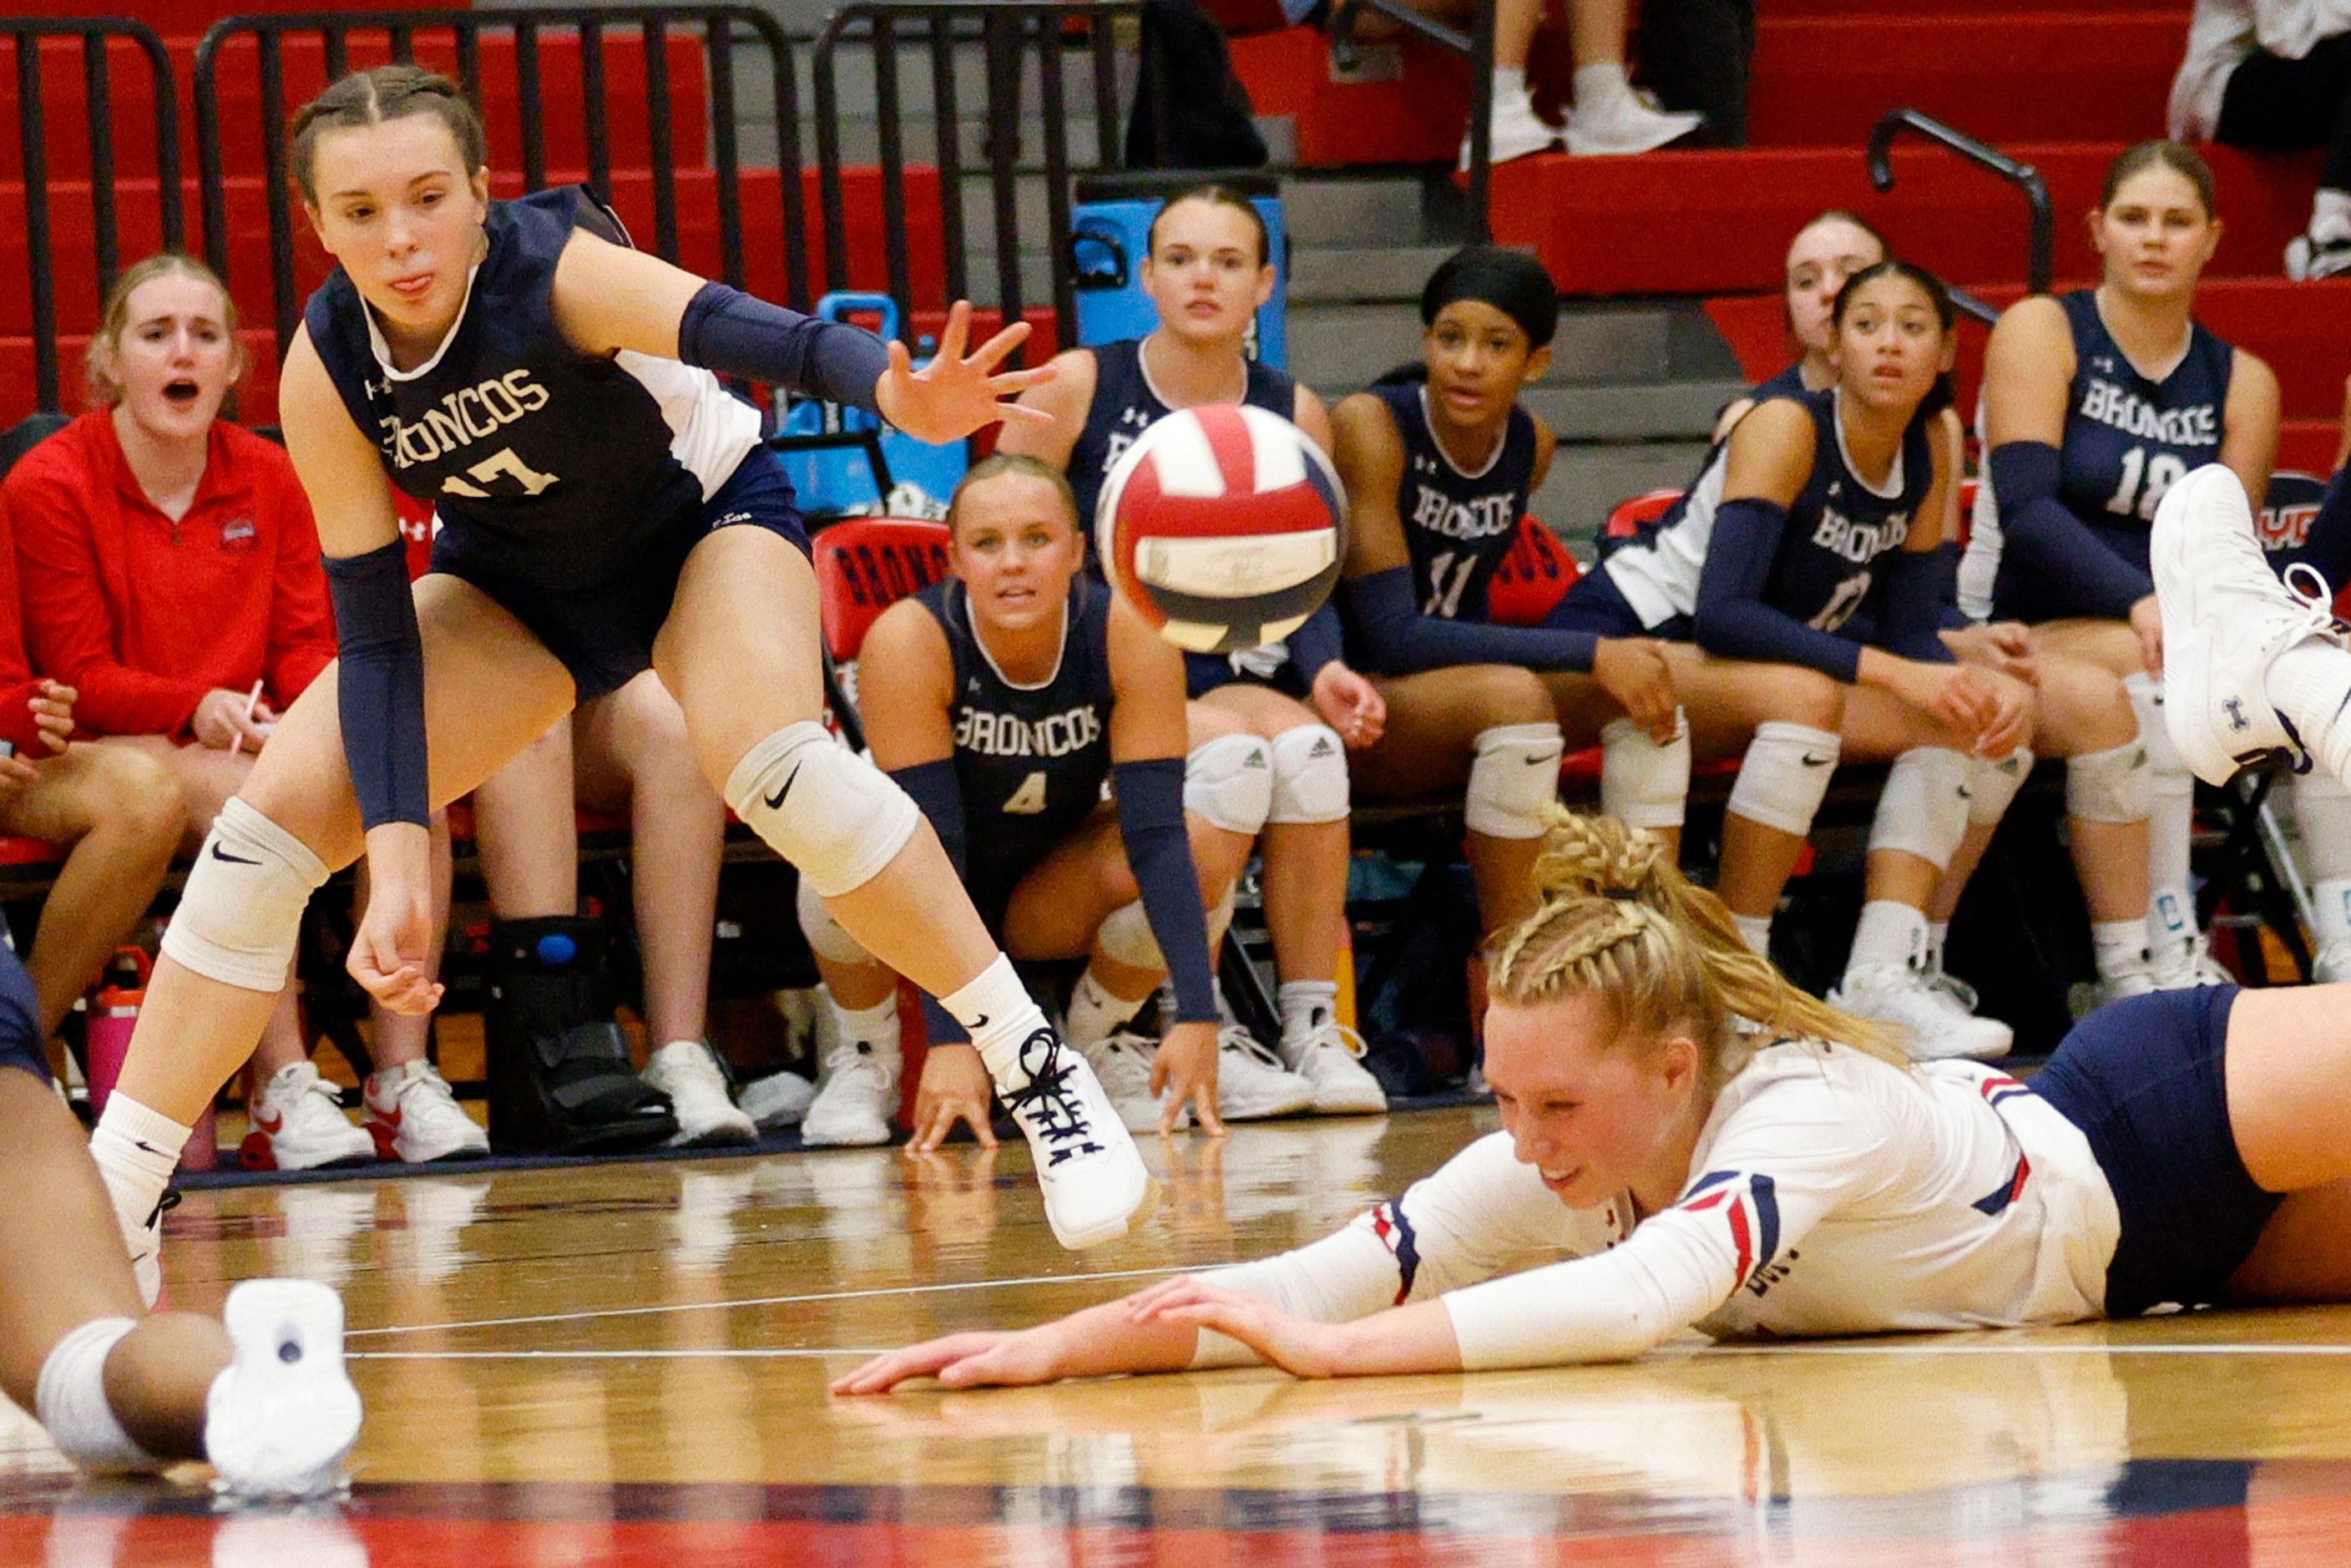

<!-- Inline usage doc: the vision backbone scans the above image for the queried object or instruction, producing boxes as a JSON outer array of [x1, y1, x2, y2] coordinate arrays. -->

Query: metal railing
[[193, 7, 806, 362], [1868, 107, 2052, 321], [0, 19, 182, 415], [812, 1, 1144, 354], [1329, 0, 1494, 243]]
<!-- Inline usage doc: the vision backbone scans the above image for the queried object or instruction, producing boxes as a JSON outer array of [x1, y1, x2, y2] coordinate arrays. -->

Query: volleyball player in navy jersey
[[793, 454, 1318, 1141], [82, 65, 1156, 1293], [1711, 213, 2169, 1011], [1970, 141, 2286, 988], [1002, 185, 1388, 1115]]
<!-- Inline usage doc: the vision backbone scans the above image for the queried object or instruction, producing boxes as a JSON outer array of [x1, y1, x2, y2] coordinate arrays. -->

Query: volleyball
[[1095, 404, 1347, 654]]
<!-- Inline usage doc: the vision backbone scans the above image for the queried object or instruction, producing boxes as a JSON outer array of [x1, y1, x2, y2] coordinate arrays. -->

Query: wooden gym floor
[[4, 1105, 2351, 1564]]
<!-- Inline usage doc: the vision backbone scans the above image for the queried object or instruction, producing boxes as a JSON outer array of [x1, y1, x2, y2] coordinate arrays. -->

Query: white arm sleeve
[[1442, 1071, 1898, 1370], [1188, 1132, 1624, 1368]]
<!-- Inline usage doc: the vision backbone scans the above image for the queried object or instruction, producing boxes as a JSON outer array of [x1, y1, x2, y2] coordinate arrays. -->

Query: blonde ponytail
[[1489, 809, 1908, 1081]]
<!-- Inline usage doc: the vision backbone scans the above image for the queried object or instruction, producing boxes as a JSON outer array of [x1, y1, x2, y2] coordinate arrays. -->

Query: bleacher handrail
[[1328, 0, 1494, 245], [811, 1, 1142, 353], [1867, 107, 2052, 298], [0, 18, 183, 415], [193, 6, 808, 365]]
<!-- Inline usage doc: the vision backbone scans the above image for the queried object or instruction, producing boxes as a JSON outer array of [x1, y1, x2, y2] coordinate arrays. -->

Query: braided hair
[[1489, 810, 1907, 1087]]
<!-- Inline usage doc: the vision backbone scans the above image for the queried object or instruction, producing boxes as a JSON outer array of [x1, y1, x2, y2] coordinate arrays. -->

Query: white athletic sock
[[2268, 639, 2351, 786], [2092, 918, 2153, 982], [1573, 61, 1631, 114], [35, 1318, 154, 1472], [89, 1095, 187, 1237], [1494, 66, 1527, 101], [2314, 188, 2351, 246], [2314, 879, 2351, 948], [1732, 913, 1773, 958], [830, 994, 901, 1054], [1845, 901, 1928, 979], [1924, 921, 1950, 974], [1064, 969, 1145, 1050], [937, 954, 1056, 1085], [1277, 979, 1340, 1048]]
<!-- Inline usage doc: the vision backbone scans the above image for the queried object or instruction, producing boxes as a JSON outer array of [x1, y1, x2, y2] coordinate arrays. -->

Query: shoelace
[[1001, 1027, 1105, 1166], [1218, 1026, 1290, 1070]]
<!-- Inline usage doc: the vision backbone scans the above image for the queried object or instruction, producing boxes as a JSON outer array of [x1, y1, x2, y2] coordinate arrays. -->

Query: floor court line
[[344, 1339, 2351, 1363], [348, 1348, 892, 1361], [347, 1264, 1187, 1338]]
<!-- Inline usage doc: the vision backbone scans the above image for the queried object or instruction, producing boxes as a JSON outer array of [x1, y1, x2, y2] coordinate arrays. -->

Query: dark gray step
[[1520, 381, 1742, 443], [1534, 442, 1711, 548]]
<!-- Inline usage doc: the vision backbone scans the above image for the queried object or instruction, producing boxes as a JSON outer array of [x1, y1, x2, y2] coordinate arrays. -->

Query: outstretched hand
[[873, 301, 1058, 444], [831, 1328, 1060, 1395]]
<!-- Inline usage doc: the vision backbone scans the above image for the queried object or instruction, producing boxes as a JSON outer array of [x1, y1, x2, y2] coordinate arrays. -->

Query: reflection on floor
[[7, 1107, 2351, 1564]]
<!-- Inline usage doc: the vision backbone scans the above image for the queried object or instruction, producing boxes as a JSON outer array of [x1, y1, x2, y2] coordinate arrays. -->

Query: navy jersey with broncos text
[[304, 185, 766, 594], [1066, 337, 1294, 534], [1762, 387, 1934, 635], [917, 574, 1118, 908], [1374, 379, 1538, 624]]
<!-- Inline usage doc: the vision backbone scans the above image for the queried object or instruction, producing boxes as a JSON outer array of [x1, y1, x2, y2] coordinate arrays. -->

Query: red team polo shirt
[[7, 411, 336, 740], [0, 494, 49, 755]]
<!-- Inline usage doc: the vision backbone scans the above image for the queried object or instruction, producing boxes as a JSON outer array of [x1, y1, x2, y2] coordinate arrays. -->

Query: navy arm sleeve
[[1343, 566, 1597, 676], [888, 758, 973, 1045], [321, 540, 430, 830], [1113, 758, 1218, 1026], [1285, 601, 1345, 688], [1691, 498, 1864, 684], [1873, 544, 1959, 664], [676, 282, 892, 415], [1989, 442, 2152, 620]]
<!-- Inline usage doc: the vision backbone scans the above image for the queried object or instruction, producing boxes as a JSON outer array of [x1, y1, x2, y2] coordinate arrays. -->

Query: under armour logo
[[2224, 697, 2250, 733], [365, 377, 392, 398], [1120, 407, 1151, 427], [2094, 357, 2116, 373]]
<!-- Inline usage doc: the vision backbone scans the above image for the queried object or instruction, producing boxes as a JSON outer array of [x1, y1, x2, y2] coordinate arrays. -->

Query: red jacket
[[8, 411, 337, 739], [0, 494, 47, 755]]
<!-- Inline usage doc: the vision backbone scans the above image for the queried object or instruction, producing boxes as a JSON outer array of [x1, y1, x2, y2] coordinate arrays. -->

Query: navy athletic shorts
[[1544, 564, 1692, 642], [2033, 984, 2282, 1317], [1184, 649, 1312, 701], [0, 941, 48, 1083], [431, 446, 811, 702]]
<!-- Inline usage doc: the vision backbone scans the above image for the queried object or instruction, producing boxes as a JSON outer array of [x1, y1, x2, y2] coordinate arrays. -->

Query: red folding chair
[[1488, 515, 1582, 628], [1605, 488, 1682, 541], [808, 517, 955, 753]]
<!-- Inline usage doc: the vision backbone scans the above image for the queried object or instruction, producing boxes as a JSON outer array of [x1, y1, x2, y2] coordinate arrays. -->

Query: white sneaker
[[1215, 1026, 1317, 1120], [994, 1024, 1152, 1250], [641, 1040, 757, 1147], [204, 1278, 363, 1500], [2287, 231, 2351, 281], [116, 1193, 169, 1309], [1831, 962, 2013, 1061], [2147, 932, 2235, 990], [2152, 464, 2347, 785], [1084, 1029, 1183, 1132], [362, 1061, 488, 1163], [1284, 1019, 1389, 1115], [801, 1034, 899, 1148], [1461, 85, 1560, 170], [2315, 936, 2351, 984], [240, 1063, 377, 1172], [1565, 90, 1701, 156], [739, 1068, 817, 1129]]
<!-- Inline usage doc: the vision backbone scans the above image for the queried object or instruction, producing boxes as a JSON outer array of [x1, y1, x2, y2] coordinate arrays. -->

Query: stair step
[[1522, 381, 1744, 443], [1288, 245, 1458, 303], [1281, 176, 1433, 246]]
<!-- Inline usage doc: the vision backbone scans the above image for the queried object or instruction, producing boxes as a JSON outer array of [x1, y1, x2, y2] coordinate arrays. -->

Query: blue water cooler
[[1069, 172, 1288, 369]]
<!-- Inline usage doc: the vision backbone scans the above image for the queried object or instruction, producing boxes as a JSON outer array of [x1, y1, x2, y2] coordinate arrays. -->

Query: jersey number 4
[[2106, 447, 2187, 523], [1002, 771, 1049, 814], [442, 447, 560, 500]]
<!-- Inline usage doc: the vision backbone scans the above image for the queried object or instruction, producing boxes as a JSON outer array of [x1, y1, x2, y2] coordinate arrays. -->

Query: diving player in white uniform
[[838, 807, 2351, 1392]]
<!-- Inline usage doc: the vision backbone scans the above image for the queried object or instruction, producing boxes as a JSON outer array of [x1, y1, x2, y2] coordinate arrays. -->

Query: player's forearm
[[1038, 1298, 1206, 1378]]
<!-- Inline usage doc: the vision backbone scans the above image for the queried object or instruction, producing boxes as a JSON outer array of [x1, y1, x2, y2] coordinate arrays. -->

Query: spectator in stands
[[2169, 0, 2351, 278], [0, 498, 182, 1052], [1718, 213, 2172, 1009], [1372, 0, 1700, 162], [7, 254, 483, 1169], [1003, 186, 1384, 1117], [1966, 143, 2281, 986]]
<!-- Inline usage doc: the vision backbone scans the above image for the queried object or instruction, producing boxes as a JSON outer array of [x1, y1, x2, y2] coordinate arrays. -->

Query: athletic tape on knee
[[1600, 710, 1691, 831], [1966, 746, 2034, 827], [1464, 723, 1565, 840], [2125, 670, 2188, 781], [725, 721, 920, 898], [1184, 732, 1274, 835], [35, 1318, 154, 1472], [2065, 740, 2150, 824], [1098, 888, 1236, 970], [159, 797, 331, 993], [1868, 746, 1974, 871], [1727, 722, 1840, 837], [1267, 725, 1350, 825], [795, 873, 872, 964]]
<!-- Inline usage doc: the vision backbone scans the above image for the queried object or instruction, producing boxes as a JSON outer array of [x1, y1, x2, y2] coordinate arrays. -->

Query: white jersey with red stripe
[[1196, 1039, 2120, 1373]]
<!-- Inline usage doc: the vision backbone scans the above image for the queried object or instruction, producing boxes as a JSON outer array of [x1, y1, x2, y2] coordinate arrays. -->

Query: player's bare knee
[[1469, 664, 1556, 732], [1756, 665, 1844, 731], [87, 745, 187, 849]]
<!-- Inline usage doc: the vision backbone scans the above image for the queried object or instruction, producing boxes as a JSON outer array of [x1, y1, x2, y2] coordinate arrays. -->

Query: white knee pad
[[1727, 722, 1840, 837], [2065, 739, 2151, 824], [1267, 725, 1350, 825], [1967, 746, 2034, 827], [160, 797, 331, 993], [1600, 711, 1691, 831], [1464, 723, 1565, 840], [796, 874, 873, 965], [1185, 732, 1275, 836], [725, 721, 921, 898], [35, 1318, 151, 1473], [2126, 670, 2189, 782], [1868, 746, 1974, 871], [1097, 888, 1234, 969]]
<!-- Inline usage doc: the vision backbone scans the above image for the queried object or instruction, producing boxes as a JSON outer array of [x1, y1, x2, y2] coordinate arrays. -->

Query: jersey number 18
[[2105, 447, 2187, 523]]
